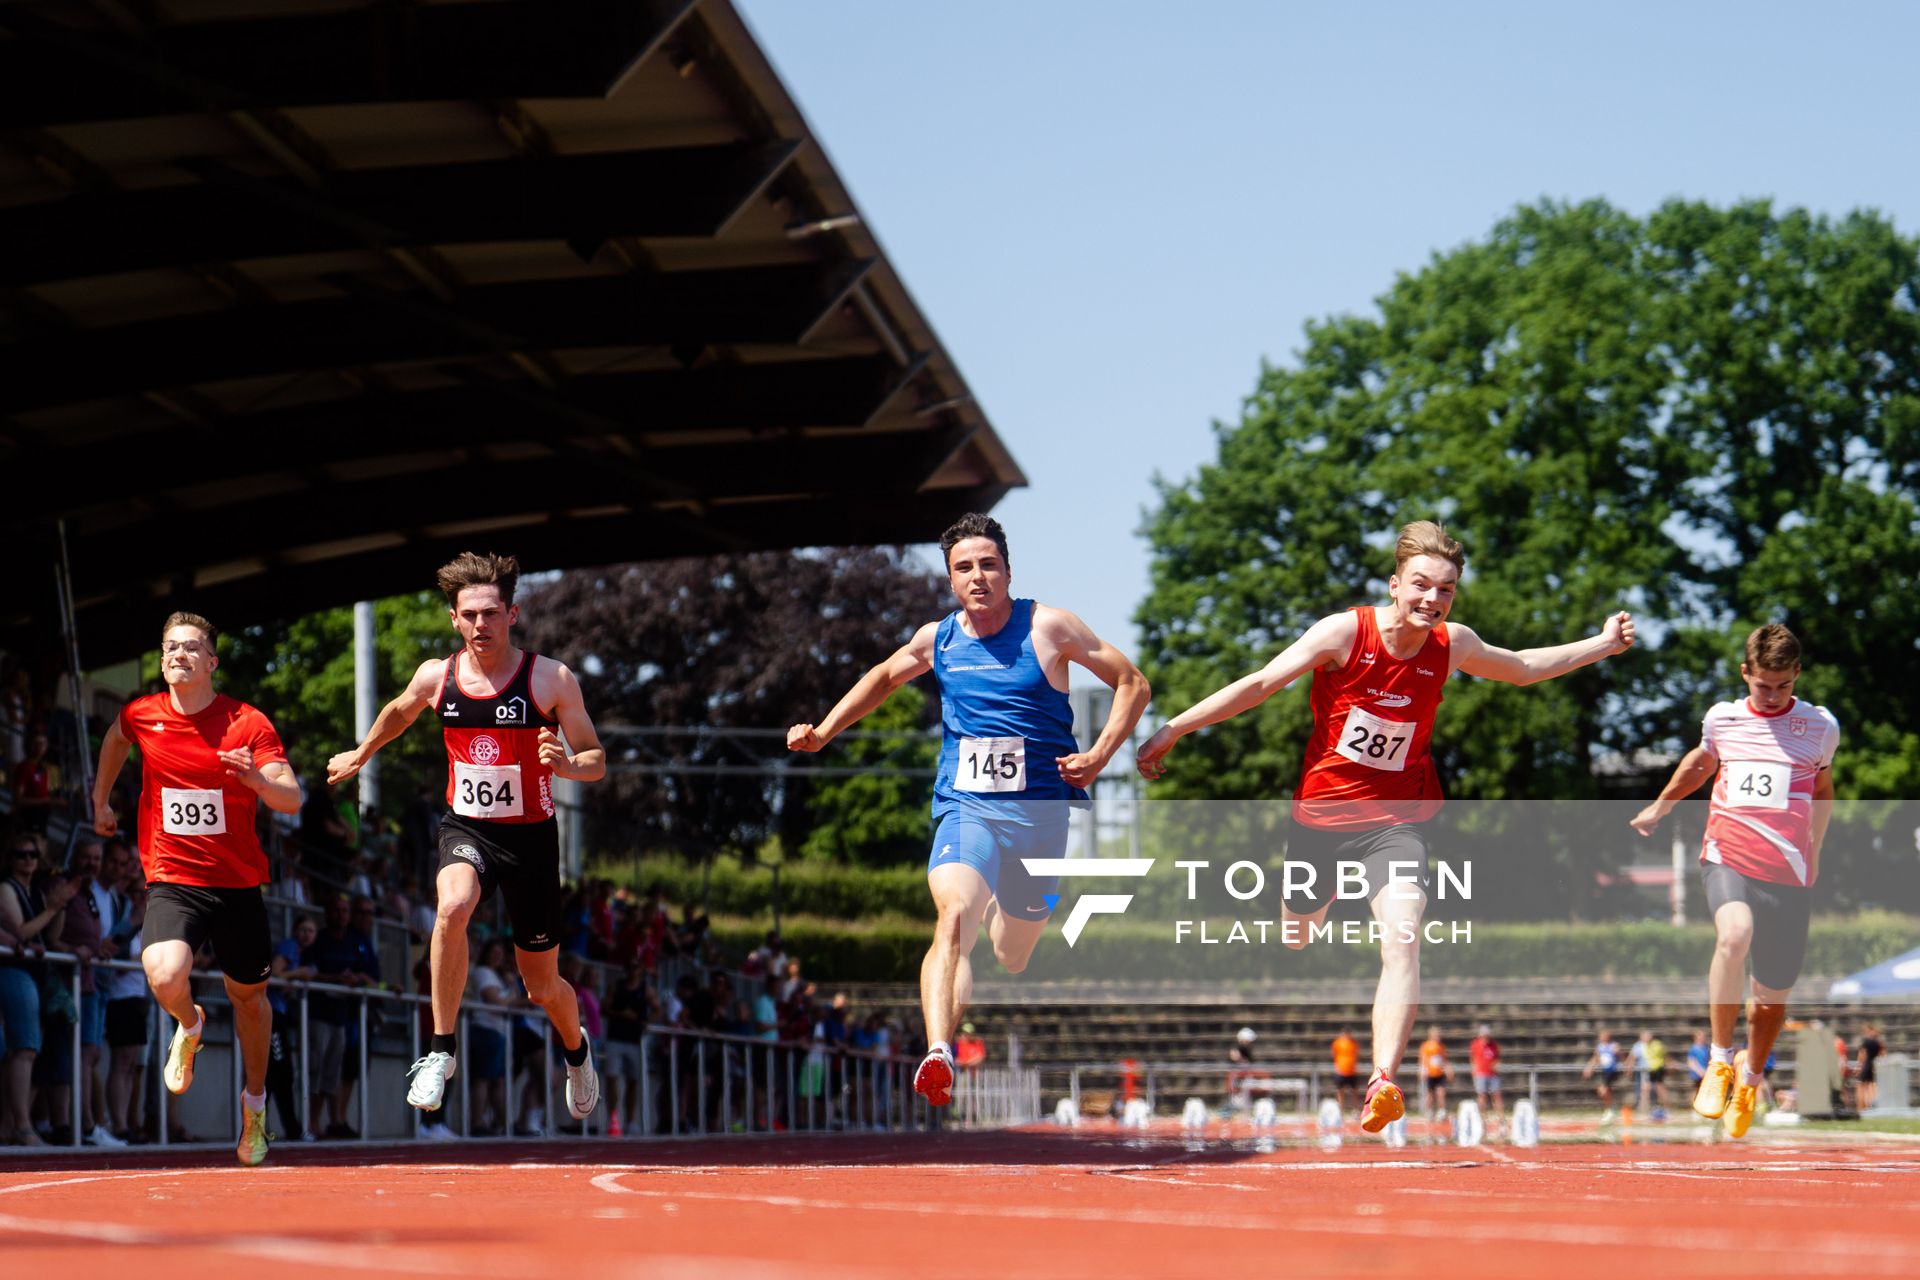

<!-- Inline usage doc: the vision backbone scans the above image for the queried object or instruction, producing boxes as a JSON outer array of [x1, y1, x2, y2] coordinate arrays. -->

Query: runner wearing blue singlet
[[788, 514, 1149, 1106]]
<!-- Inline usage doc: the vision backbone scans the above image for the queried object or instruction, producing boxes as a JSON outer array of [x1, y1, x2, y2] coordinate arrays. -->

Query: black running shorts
[[144, 883, 274, 984], [1701, 863, 1811, 991], [1283, 822, 1434, 915], [436, 814, 562, 952]]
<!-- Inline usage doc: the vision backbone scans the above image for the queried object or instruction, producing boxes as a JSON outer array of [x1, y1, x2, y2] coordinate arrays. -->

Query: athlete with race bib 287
[[91, 611, 302, 1166], [1137, 521, 1635, 1135], [1630, 623, 1838, 1138], [788, 513, 1149, 1106], [327, 553, 606, 1125]]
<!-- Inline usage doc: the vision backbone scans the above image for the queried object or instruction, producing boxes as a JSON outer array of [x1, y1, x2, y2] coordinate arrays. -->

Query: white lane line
[[585, 1170, 1920, 1266]]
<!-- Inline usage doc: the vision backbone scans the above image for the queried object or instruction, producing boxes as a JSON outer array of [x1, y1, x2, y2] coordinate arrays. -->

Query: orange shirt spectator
[[1421, 1035, 1449, 1081], [1332, 1032, 1360, 1077]]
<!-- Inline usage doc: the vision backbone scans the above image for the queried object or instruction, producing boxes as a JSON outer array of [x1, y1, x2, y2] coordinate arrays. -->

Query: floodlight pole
[[353, 601, 379, 817]]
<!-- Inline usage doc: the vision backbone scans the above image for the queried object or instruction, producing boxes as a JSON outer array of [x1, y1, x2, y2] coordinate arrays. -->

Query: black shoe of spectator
[[324, 1122, 360, 1140]]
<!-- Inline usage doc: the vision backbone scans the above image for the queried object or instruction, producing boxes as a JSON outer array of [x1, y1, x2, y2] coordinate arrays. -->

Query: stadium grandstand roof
[[1, 0, 1023, 666]]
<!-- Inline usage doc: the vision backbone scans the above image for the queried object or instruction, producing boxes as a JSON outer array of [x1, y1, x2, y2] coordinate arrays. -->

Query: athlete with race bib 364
[[327, 553, 606, 1126]]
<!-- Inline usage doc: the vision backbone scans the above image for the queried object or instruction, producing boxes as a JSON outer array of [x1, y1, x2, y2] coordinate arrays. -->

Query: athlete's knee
[[1714, 920, 1754, 954], [933, 906, 976, 952], [436, 889, 479, 928], [144, 951, 191, 995]]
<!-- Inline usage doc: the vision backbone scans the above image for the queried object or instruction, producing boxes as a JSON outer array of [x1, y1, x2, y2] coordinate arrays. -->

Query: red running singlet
[[435, 651, 558, 825], [1293, 606, 1448, 831]]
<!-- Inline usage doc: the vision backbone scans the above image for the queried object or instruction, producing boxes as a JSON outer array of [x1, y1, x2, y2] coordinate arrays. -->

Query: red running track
[[2, 1127, 1916, 1278]]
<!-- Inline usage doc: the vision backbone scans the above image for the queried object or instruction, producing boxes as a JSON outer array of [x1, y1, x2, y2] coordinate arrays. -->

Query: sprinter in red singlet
[[1137, 522, 1634, 1136], [327, 553, 606, 1124], [91, 611, 302, 1166]]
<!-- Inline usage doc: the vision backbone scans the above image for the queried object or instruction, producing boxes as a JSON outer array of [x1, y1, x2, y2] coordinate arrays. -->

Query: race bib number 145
[[956, 736, 1026, 793]]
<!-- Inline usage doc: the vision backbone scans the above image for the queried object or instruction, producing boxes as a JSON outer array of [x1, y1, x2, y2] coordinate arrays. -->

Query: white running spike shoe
[[406, 1051, 458, 1111], [565, 1034, 599, 1121]]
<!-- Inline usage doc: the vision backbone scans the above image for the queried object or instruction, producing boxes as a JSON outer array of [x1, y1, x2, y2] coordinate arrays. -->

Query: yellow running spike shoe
[[164, 1005, 205, 1095], [1723, 1050, 1759, 1138], [236, 1104, 269, 1167], [1360, 1071, 1405, 1134], [1692, 1057, 1736, 1120]]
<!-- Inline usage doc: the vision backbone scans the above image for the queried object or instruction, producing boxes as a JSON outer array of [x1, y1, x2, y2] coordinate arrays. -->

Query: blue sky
[[736, 1, 1920, 678]]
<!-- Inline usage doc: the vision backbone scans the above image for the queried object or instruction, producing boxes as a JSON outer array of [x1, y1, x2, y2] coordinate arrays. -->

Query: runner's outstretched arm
[[1451, 612, 1635, 686], [91, 718, 134, 835], [1628, 747, 1717, 836], [787, 623, 936, 753], [327, 658, 441, 784], [1136, 612, 1354, 780]]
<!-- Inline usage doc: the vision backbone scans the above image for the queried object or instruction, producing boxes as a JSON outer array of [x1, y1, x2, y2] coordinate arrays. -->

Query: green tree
[[796, 680, 937, 865], [1137, 198, 1920, 832], [215, 592, 453, 820]]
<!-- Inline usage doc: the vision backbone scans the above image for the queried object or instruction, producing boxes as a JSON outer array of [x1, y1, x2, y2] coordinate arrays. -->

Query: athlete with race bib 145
[[1137, 521, 1635, 1136], [787, 513, 1149, 1106], [327, 553, 606, 1126]]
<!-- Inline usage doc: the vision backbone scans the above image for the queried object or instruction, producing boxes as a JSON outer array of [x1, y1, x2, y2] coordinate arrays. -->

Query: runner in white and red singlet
[[91, 611, 302, 1166], [1138, 521, 1635, 1135], [1630, 623, 1838, 1138], [327, 553, 607, 1123]]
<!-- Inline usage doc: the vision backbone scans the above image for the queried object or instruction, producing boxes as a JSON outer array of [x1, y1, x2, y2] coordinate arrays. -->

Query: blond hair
[[1393, 521, 1465, 576], [436, 552, 521, 607], [1744, 623, 1801, 672], [161, 610, 217, 651]]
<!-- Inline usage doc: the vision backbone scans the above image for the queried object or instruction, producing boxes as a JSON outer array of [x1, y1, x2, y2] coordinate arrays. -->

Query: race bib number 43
[[1335, 706, 1413, 772], [161, 787, 227, 836], [1725, 760, 1792, 811], [454, 762, 524, 818], [956, 736, 1026, 793]]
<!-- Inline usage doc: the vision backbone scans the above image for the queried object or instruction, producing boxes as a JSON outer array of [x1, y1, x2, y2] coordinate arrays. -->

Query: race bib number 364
[[1335, 706, 1413, 772], [161, 787, 228, 836], [454, 762, 524, 819], [1725, 760, 1792, 811], [956, 736, 1026, 793]]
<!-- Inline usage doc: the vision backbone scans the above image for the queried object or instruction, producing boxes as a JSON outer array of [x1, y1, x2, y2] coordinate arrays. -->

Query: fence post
[[70, 960, 83, 1147], [357, 994, 370, 1140]]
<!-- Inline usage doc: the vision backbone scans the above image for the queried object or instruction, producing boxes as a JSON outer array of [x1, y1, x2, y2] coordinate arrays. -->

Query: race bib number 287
[[1335, 706, 1413, 773]]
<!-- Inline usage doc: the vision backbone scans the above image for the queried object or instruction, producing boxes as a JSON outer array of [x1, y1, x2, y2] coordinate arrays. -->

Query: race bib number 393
[[454, 762, 524, 818], [956, 736, 1026, 793], [1335, 706, 1413, 772], [161, 787, 227, 836], [1725, 760, 1792, 811]]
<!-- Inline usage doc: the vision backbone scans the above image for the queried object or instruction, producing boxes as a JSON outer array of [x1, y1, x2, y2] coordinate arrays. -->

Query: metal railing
[[0, 944, 1039, 1154]]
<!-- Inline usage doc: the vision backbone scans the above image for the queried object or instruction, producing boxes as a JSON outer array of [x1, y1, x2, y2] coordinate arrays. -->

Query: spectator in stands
[[272, 843, 314, 908], [2, 667, 29, 766], [747, 930, 786, 980], [336, 896, 384, 1129], [779, 956, 812, 1005], [1329, 1027, 1361, 1117], [467, 938, 512, 1135], [1856, 1023, 1884, 1111], [1636, 1029, 1669, 1120], [1418, 1027, 1451, 1124], [268, 915, 318, 1140], [1, 835, 75, 1145], [305, 894, 376, 1138], [954, 1020, 986, 1068], [9, 733, 54, 835], [603, 959, 654, 1136], [1468, 1023, 1503, 1129], [53, 839, 120, 1145], [1582, 1028, 1626, 1118], [101, 846, 149, 1141]]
